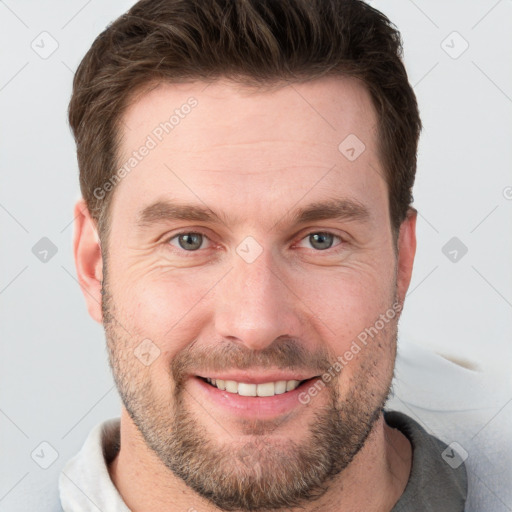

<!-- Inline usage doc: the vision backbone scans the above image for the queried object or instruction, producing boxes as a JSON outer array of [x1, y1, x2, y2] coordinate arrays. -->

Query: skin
[[74, 76, 416, 512]]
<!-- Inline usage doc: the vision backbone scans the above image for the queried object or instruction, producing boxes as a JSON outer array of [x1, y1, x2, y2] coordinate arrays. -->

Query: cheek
[[290, 264, 396, 351], [105, 273, 214, 397], [111, 267, 216, 352]]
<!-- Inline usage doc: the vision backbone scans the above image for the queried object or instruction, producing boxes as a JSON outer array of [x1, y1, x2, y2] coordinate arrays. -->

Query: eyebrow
[[136, 201, 226, 227], [289, 198, 370, 225], [136, 197, 370, 230]]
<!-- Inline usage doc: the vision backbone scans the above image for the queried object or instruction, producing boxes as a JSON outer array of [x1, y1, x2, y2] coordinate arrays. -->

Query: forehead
[[112, 76, 386, 225], [120, 76, 378, 151]]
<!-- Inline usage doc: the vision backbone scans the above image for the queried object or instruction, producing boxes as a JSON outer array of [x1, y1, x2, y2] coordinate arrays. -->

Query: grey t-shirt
[[386, 410, 468, 511]]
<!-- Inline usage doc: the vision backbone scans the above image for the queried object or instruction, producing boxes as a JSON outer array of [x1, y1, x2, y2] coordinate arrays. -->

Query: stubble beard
[[101, 272, 397, 511]]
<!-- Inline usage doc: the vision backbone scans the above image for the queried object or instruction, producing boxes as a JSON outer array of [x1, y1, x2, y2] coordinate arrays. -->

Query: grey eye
[[176, 233, 204, 251], [308, 232, 334, 250]]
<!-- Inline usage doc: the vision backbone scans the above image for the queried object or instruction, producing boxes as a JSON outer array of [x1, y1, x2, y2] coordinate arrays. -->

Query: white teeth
[[257, 382, 275, 397], [286, 380, 300, 391], [225, 380, 238, 393], [238, 383, 257, 397], [205, 378, 303, 396], [274, 381, 287, 394]]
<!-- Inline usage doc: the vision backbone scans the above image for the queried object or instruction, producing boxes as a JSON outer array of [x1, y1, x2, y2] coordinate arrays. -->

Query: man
[[60, 0, 468, 510]]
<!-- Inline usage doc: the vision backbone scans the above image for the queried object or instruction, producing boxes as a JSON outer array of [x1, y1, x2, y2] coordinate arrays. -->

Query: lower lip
[[190, 377, 319, 419]]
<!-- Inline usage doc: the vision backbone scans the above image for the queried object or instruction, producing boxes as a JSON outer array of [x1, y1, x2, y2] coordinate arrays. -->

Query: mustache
[[171, 337, 335, 386]]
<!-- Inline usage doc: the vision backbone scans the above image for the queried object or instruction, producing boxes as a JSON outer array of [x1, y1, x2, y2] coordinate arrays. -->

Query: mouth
[[190, 372, 322, 419], [199, 377, 311, 397]]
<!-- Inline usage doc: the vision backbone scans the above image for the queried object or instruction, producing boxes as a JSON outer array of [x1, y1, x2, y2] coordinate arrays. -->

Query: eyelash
[[164, 230, 345, 255]]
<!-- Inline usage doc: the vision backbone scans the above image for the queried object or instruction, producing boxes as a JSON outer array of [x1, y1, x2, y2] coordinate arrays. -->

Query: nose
[[213, 246, 302, 352]]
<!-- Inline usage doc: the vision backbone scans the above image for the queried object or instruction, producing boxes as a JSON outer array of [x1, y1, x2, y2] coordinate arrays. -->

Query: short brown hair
[[68, 0, 421, 241]]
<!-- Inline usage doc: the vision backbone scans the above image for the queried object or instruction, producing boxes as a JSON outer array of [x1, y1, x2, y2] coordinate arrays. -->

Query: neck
[[108, 408, 411, 512]]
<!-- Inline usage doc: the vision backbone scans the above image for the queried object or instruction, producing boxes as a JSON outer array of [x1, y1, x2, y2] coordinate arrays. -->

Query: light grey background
[[1, 0, 511, 510]]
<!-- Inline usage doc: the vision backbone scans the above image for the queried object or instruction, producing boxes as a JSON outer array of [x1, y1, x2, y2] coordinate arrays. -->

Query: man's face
[[99, 77, 409, 510]]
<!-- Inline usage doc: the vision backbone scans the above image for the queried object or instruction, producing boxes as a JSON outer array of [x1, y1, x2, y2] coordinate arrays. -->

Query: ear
[[396, 207, 417, 305], [73, 199, 103, 324]]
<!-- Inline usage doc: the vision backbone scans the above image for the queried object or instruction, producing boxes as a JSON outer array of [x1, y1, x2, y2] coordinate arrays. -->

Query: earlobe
[[396, 207, 417, 305], [73, 199, 104, 324]]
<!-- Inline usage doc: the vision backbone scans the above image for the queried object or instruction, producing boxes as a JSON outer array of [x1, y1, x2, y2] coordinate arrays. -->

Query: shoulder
[[58, 417, 128, 512], [385, 409, 467, 511], [388, 342, 512, 512]]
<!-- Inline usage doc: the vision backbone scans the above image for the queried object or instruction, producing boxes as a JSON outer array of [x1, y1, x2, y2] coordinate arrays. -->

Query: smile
[[203, 378, 305, 397]]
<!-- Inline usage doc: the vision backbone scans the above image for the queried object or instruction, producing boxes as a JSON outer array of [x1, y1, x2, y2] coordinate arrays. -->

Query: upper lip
[[195, 372, 318, 384]]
